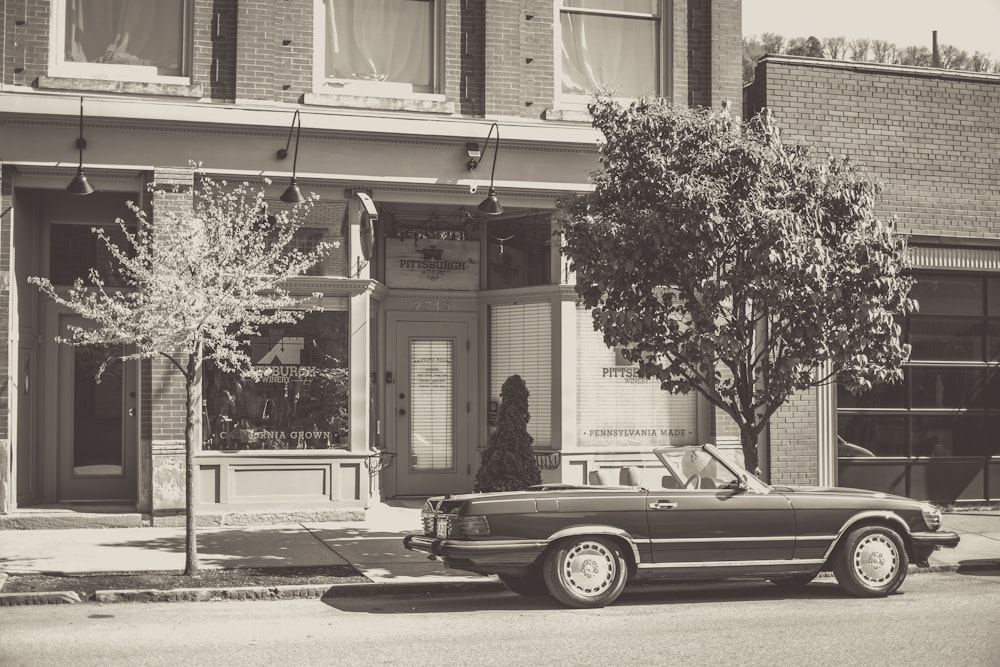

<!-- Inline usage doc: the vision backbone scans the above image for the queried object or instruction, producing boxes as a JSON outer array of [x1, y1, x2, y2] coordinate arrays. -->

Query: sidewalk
[[2, 504, 998, 605]]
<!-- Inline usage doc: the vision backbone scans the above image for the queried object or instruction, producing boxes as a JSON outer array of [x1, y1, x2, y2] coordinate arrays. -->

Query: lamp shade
[[478, 187, 503, 215], [67, 166, 95, 195], [280, 177, 306, 204]]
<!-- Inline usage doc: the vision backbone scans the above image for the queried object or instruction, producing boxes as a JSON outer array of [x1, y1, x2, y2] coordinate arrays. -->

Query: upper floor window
[[321, 0, 437, 95], [559, 0, 663, 100], [53, 0, 189, 81]]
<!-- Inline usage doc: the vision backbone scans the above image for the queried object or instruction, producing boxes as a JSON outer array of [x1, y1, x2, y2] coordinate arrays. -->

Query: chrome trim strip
[[647, 536, 798, 544], [821, 511, 911, 560], [637, 559, 826, 570]]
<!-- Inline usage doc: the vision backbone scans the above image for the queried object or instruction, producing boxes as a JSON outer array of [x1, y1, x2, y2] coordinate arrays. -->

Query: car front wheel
[[832, 525, 909, 597], [542, 537, 628, 608], [498, 567, 549, 597]]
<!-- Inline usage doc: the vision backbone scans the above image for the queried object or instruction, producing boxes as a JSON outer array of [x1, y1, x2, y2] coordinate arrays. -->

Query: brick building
[[0, 1, 744, 524], [746, 55, 1000, 502]]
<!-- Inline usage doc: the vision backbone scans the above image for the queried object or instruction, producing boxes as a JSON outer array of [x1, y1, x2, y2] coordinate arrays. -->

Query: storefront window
[[202, 311, 349, 451], [50, 222, 134, 287], [486, 213, 552, 290], [837, 271, 1000, 460]]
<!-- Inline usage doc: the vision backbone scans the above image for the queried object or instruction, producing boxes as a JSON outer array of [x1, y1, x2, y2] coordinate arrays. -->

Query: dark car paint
[[404, 445, 959, 580], [404, 454, 960, 583]]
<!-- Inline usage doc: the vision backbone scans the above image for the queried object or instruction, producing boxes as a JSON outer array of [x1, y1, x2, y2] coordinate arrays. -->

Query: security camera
[[469, 183, 478, 195], [355, 192, 378, 220]]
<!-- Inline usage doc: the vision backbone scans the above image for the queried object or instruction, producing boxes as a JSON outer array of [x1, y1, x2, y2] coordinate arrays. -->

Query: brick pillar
[[148, 166, 196, 516], [0, 164, 10, 513], [235, 1, 276, 102], [710, 0, 743, 117], [484, 0, 522, 117]]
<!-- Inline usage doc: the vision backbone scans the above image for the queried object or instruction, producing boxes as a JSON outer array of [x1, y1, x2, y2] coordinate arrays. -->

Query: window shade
[[409, 339, 454, 471], [490, 303, 552, 448]]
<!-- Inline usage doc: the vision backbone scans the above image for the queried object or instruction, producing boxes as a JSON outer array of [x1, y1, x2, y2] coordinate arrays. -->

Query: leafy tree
[[475, 375, 542, 492], [30, 175, 333, 575], [561, 97, 913, 473], [786, 36, 824, 57]]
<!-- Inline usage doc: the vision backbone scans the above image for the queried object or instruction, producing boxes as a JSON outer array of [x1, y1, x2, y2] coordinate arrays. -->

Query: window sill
[[38, 76, 203, 98], [304, 92, 455, 114], [542, 108, 593, 123]]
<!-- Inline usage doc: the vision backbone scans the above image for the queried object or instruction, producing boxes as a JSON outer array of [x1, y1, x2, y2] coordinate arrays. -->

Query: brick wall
[[768, 389, 819, 486], [6, 0, 741, 117], [2, 0, 48, 87], [745, 56, 1000, 238], [195, 0, 237, 101], [746, 56, 1000, 485]]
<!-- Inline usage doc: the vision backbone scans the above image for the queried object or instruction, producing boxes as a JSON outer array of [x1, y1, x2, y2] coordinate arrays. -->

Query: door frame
[[42, 304, 139, 503], [385, 309, 479, 497]]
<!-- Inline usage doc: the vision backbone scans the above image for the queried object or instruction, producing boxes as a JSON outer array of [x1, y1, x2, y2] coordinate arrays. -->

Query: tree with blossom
[[30, 175, 334, 575]]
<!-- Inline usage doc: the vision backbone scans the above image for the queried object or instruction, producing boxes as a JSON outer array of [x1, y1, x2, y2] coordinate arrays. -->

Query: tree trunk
[[740, 428, 761, 478], [183, 344, 203, 576]]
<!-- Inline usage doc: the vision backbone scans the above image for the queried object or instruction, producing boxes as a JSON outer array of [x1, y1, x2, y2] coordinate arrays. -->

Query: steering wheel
[[684, 474, 700, 489]]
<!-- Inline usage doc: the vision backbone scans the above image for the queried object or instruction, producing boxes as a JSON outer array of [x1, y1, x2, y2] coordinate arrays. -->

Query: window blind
[[409, 339, 454, 471], [489, 302, 552, 448]]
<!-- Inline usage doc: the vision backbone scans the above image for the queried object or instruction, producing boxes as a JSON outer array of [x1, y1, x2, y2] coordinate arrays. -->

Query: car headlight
[[921, 503, 942, 530]]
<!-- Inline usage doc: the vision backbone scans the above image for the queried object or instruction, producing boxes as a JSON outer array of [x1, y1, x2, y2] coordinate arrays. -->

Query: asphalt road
[[2, 572, 997, 666]]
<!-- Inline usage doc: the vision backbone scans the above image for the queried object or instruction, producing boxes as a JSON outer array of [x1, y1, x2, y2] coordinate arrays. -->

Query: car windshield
[[639, 445, 771, 493]]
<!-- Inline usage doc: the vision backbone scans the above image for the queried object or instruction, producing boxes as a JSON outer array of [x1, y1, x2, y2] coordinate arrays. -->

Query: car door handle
[[649, 501, 678, 510]]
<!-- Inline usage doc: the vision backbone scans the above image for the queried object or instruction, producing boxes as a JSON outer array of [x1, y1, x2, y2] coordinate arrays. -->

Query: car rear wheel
[[498, 567, 549, 597], [542, 537, 628, 608], [832, 525, 909, 597]]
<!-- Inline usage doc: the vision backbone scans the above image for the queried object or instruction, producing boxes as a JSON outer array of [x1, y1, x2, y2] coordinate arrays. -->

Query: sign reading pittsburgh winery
[[385, 238, 480, 290]]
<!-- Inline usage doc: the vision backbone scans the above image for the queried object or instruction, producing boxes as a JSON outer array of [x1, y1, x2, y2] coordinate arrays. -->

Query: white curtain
[[561, 11, 658, 96], [65, 0, 183, 73], [325, 0, 432, 88]]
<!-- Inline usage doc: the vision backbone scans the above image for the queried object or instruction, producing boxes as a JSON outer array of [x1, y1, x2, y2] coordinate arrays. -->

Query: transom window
[[838, 272, 1000, 459], [321, 0, 437, 94], [559, 0, 663, 99], [53, 0, 190, 80]]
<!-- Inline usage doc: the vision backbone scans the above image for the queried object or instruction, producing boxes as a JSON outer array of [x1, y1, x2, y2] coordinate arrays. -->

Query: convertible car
[[403, 443, 960, 608]]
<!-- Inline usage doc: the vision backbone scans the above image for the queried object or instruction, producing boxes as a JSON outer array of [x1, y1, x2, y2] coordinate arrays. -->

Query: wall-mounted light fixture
[[66, 96, 95, 195], [276, 110, 305, 204], [466, 122, 503, 215]]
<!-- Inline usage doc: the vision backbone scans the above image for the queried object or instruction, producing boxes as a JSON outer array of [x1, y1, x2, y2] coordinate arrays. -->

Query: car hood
[[774, 485, 917, 504]]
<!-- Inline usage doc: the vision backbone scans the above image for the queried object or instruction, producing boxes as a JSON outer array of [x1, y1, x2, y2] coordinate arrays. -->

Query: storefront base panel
[[196, 456, 366, 505]]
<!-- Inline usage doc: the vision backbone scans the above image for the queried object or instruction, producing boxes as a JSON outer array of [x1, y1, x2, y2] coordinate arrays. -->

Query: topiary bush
[[475, 374, 542, 492]]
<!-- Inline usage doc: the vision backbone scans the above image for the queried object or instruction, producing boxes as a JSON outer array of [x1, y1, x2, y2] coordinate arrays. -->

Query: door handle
[[648, 500, 678, 510]]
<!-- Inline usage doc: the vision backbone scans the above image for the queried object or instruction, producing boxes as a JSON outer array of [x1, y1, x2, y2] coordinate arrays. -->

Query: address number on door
[[413, 300, 451, 312]]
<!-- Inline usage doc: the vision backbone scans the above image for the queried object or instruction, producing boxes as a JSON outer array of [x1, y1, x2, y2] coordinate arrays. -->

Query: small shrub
[[475, 375, 542, 492]]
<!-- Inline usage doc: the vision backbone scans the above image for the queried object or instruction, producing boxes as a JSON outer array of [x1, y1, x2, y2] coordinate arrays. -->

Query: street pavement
[[1, 502, 998, 605]]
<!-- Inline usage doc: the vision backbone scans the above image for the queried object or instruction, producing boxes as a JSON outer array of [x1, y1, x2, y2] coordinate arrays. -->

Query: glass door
[[391, 318, 475, 496], [56, 315, 138, 502]]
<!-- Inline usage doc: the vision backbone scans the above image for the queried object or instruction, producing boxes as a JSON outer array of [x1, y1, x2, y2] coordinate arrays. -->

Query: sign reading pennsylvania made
[[386, 239, 480, 290]]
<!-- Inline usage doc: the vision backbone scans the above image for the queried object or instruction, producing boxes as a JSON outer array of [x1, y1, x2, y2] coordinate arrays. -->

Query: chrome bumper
[[402, 533, 548, 569]]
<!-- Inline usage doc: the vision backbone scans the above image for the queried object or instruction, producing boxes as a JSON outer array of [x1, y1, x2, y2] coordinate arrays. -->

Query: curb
[[0, 579, 505, 606], [0, 591, 82, 606]]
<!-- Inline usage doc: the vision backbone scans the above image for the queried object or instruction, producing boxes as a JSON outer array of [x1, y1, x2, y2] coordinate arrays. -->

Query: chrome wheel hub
[[853, 533, 899, 585], [562, 541, 616, 597]]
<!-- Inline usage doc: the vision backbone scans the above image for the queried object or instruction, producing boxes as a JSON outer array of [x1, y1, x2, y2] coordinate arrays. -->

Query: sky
[[742, 0, 1000, 57]]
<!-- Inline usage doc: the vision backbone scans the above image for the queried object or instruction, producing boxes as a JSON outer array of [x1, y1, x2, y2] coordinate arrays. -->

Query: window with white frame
[[320, 0, 437, 94], [559, 0, 663, 100], [52, 0, 190, 81]]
